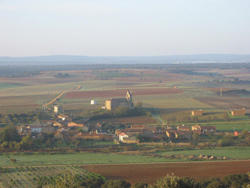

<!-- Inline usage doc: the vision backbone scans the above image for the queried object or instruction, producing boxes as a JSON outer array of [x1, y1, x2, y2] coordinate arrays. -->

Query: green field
[[157, 146, 250, 159], [0, 83, 24, 90], [137, 95, 214, 109], [0, 152, 181, 167], [170, 120, 250, 132], [1, 146, 250, 167]]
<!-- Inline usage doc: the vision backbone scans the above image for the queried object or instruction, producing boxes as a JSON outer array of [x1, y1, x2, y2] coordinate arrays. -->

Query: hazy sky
[[0, 0, 250, 57]]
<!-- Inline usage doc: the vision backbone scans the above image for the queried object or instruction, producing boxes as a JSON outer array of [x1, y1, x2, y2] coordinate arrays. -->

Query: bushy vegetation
[[89, 106, 151, 121], [0, 110, 52, 124], [54, 73, 70, 78], [2, 167, 250, 188]]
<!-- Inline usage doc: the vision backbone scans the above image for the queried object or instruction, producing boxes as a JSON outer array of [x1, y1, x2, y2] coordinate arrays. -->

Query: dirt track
[[83, 160, 250, 185]]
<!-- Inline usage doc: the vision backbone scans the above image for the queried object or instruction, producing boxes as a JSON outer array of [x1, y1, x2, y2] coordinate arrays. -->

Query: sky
[[0, 0, 250, 57]]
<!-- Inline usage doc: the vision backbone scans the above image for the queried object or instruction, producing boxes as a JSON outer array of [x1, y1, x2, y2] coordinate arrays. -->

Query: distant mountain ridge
[[0, 54, 250, 64]]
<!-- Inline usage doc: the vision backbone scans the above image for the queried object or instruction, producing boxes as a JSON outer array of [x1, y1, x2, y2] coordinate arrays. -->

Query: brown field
[[64, 88, 183, 99], [89, 116, 157, 125], [83, 161, 250, 185], [196, 97, 250, 110]]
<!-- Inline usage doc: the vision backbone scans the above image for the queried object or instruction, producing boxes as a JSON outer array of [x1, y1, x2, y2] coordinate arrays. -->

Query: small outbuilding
[[91, 100, 97, 105]]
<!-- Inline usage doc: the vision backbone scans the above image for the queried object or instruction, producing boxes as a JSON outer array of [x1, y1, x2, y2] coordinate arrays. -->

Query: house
[[177, 125, 190, 132], [95, 123, 103, 130], [54, 131, 72, 141], [42, 124, 57, 133], [175, 131, 192, 140], [166, 130, 192, 139], [118, 132, 129, 142], [122, 137, 137, 144], [74, 132, 113, 141], [191, 125, 202, 135], [17, 126, 31, 136], [57, 115, 72, 122], [231, 108, 245, 116], [105, 90, 133, 110], [166, 130, 177, 139], [191, 110, 203, 116], [28, 125, 42, 133], [200, 126, 216, 134], [54, 105, 63, 114], [68, 122, 89, 132], [53, 121, 63, 127]]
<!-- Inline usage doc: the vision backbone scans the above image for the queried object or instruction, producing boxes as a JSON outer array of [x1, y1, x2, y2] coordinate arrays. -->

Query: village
[[13, 91, 248, 150]]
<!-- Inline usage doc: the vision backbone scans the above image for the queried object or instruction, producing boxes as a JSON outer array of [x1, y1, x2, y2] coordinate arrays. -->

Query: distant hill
[[0, 54, 250, 65]]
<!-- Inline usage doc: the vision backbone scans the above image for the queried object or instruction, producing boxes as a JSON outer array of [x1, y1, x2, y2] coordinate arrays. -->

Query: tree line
[[36, 171, 250, 188]]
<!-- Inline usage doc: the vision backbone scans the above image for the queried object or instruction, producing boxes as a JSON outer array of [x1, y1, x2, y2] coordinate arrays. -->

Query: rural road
[[152, 115, 166, 125]]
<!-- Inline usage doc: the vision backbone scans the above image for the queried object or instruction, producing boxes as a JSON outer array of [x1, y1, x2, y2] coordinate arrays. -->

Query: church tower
[[126, 90, 133, 108]]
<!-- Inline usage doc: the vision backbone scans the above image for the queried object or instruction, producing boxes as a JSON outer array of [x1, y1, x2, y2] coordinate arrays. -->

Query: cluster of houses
[[16, 111, 218, 144], [17, 114, 113, 141], [14, 106, 246, 144], [116, 124, 217, 143]]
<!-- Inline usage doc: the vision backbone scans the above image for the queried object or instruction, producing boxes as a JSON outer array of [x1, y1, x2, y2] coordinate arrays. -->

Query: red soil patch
[[83, 161, 250, 185], [64, 88, 182, 99]]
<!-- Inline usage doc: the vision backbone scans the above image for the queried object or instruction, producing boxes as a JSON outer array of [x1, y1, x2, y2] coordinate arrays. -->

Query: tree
[[19, 135, 33, 150], [101, 179, 131, 188], [192, 133, 199, 141], [132, 183, 148, 188], [0, 125, 21, 143], [149, 174, 190, 188], [222, 173, 249, 188]]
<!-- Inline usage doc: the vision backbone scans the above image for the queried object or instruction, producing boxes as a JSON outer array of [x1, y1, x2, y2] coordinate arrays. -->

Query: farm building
[[200, 126, 216, 135], [54, 105, 63, 114], [192, 125, 202, 135], [68, 122, 89, 132], [231, 108, 245, 116], [177, 125, 190, 132], [105, 90, 133, 110], [191, 110, 203, 116], [91, 100, 97, 105]]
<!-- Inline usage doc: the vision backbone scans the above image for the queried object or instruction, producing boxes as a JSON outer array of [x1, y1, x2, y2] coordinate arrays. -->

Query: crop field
[[64, 88, 183, 99], [137, 95, 214, 109], [0, 166, 90, 188], [0, 83, 24, 90], [197, 97, 250, 110], [83, 160, 250, 185]]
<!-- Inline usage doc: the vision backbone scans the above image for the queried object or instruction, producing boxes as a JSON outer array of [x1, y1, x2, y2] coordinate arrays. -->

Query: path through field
[[43, 85, 81, 107]]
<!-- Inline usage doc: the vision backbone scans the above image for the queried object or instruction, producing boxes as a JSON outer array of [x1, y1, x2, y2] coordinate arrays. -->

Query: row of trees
[[37, 172, 250, 188], [0, 126, 33, 151], [0, 111, 52, 124], [89, 105, 151, 121]]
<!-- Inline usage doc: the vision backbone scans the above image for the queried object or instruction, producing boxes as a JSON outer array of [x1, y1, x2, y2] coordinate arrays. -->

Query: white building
[[91, 100, 97, 105]]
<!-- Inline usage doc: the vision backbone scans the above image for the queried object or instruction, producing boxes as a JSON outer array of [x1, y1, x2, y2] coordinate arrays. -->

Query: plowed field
[[83, 161, 250, 185], [64, 88, 183, 99]]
